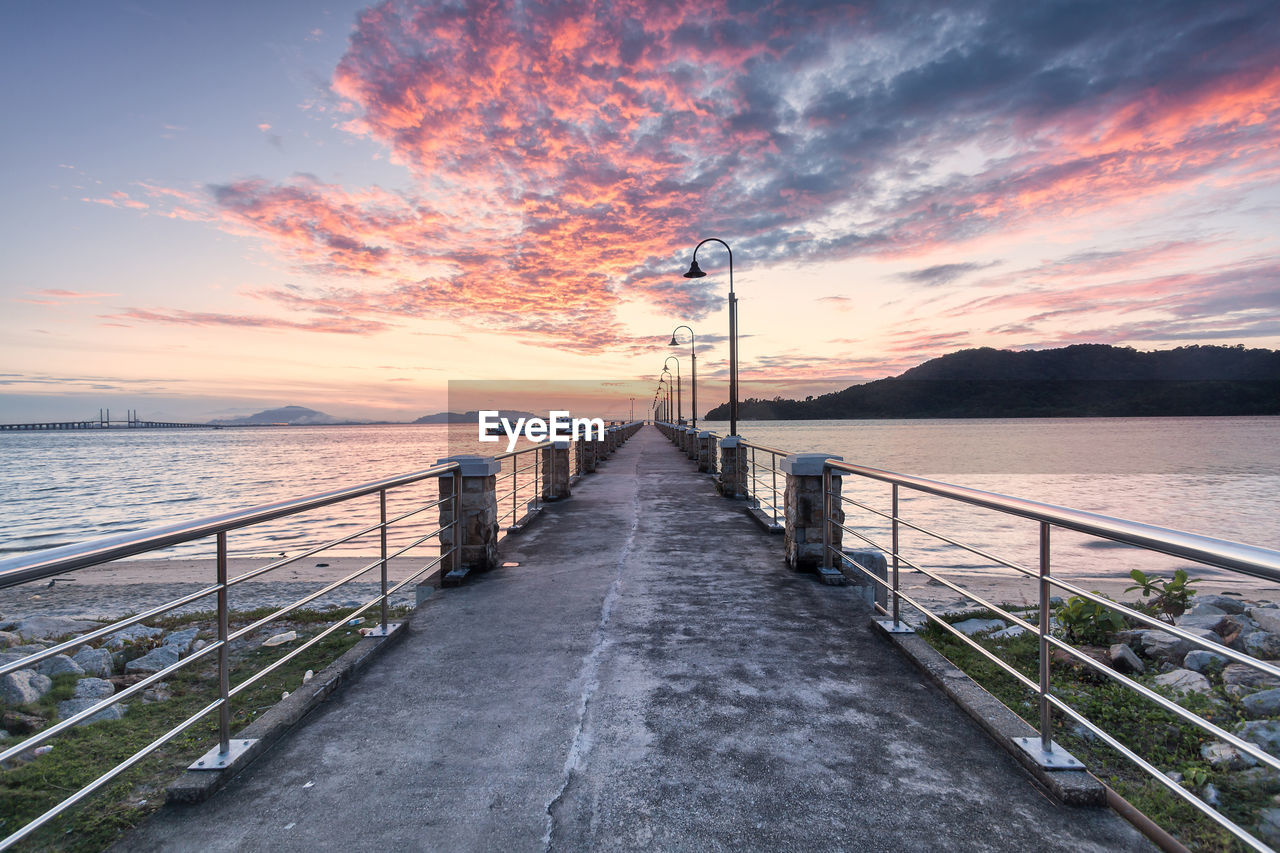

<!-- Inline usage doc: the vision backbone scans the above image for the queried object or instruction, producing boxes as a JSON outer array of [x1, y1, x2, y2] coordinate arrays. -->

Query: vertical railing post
[[534, 448, 541, 511], [379, 489, 388, 634], [770, 451, 779, 524], [452, 470, 463, 577], [216, 531, 230, 755], [892, 483, 900, 628], [821, 465, 832, 570], [1039, 521, 1052, 751], [511, 460, 517, 523]]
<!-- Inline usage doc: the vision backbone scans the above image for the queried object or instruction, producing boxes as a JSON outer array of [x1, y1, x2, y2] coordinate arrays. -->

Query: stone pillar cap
[[780, 453, 843, 476], [719, 436, 743, 448], [685, 427, 698, 434], [697, 430, 713, 438], [551, 440, 570, 449], [436, 455, 502, 476]]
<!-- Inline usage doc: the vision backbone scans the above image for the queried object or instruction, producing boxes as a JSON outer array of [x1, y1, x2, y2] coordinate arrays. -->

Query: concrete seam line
[[542, 441, 641, 851]]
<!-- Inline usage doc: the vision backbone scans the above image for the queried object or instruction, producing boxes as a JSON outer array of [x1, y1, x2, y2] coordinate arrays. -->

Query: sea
[[2, 417, 1278, 598]]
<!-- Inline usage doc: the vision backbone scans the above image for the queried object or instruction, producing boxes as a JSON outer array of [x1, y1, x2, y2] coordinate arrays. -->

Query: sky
[[2, 0, 1279, 423]]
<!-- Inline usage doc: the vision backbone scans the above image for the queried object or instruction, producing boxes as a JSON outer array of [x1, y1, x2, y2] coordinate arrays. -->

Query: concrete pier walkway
[[124, 427, 1151, 852]]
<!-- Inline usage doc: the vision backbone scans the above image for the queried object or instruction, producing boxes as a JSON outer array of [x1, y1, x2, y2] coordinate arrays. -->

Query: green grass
[[0, 605, 409, 852], [920, 610, 1272, 852]]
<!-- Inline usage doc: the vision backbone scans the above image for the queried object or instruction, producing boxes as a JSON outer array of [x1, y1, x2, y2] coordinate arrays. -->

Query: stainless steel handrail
[[0, 462, 460, 588], [0, 462, 462, 850], [819, 456, 1280, 852]]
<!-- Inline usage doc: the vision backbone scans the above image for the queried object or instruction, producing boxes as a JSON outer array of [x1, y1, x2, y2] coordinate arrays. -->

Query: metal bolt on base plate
[[875, 620, 915, 634], [1014, 737, 1085, 770], [189, 739, 257, 770], [361, 622, 402, 638]]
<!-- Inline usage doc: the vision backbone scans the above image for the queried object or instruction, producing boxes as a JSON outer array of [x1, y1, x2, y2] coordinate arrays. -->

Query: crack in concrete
[[542, 453, 640, 851]]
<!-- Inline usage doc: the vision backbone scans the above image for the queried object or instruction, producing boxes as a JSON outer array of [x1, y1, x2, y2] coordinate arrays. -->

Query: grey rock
[[1236, 720, 1280, 756], [1243, 688, 1280, 718], [73, 677, 116, 700], [10, 616, 100, 641], [0, 651, 31, 669], [162, 628, 200, 654], [124, 645, 180, 674], [1246, 632, 1280, 660], [1251, 608, 1280, 636], [989, 626, 1026, 640], [72, 647, 114, 678], [56, 697, 125, 724], [36, 654, 85, 678], [103, 624, 164, 650], [1202, 783, 1221, 807], [1177, 611, 1228, 633], [1154, 668, 1211, 695], [1109, 643, 1145, 675], [951, 618, 1006, 636], [1224, 663, 1280, 698], [1140, 630, 1194, 663], [1201, 740, 1257, 770], [0, 630, 20, 648], [0, 670, 53, 704], [1258, 808, 1280, 848], [1184, 649, 1228, 673], [1198, 594, 1246, 615]]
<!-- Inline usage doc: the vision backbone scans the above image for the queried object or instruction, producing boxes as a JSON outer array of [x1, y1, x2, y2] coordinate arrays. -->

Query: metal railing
[[741, 440, 786, 525], [494, 442, 546, 530], [820, 458, 1280, 851], [0, 462, 461, 850]]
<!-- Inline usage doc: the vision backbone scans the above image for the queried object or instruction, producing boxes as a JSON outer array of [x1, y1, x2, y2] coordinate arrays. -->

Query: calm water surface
[[2, 418, 1277, 594]]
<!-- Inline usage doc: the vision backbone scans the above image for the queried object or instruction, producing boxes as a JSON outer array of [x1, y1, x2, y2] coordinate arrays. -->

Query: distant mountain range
[[704, 344, 1280, 420], [412, 410, 536, 424], [208, 405, 350, 426]]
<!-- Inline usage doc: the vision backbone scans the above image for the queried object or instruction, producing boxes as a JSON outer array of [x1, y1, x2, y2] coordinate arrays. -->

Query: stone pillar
[[697, 431, 716, 473], [782, 453, 844, 576], [541, 440, 571, 500], [582, 437, 598, 473], [718, 436, 747, 498], [685, 428, 699, 460], [435, 455, 501, 585]]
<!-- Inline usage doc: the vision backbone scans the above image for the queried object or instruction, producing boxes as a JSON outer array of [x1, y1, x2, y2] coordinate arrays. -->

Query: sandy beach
[[2, 554, 1275, 625]]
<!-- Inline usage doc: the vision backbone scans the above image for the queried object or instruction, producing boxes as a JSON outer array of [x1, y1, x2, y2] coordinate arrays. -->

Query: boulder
[[1257, 808, 1280, 848], [124, 645, 180, 675], [1243, 688, 1280, 718], [36, 654, 85, 678], [9, 616, 100, 641], [1246, 632, 1280, 659], [0, 670, 53, 705], [1236, 720, 1280, 756], [1177, 611, 1229, 633], [951, 618, 1006, 636], [72, 647, 114, 678], [0, 630, 20, 648], [73, 677, 116, 700], [1184, 649, 1228, 673], [1251, 608, 1280, 635], [2, 710, 45, 734], [1202, 740, 1256, 770], [990, 626, 1026, 640], [1154, 668, 1211, 695], [56, 698, 125, 724], [1109, 643, 1145, 675], [1223, 663, 1280, 698], [1139, 630, 1194, 663], [162, 628, 200, 655], [1197, 594, 1246, 615], [103, 624, 164, 650]]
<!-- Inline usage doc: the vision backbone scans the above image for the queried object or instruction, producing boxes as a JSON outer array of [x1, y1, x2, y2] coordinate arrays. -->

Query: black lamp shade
[[669, 334, 679, 346], [683, 259, 706, 278]]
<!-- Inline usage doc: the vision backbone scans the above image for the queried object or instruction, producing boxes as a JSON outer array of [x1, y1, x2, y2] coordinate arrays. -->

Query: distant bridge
[[0, 409, 219, 432]]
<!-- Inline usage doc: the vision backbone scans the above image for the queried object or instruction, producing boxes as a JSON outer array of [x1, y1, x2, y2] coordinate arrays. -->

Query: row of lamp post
[[655, 238, 734, 435]]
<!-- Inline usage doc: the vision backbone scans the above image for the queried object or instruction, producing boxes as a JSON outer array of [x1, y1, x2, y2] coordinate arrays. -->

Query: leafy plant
[[1126, 568, 1200, 622], [1058, 594, 1127, 645]]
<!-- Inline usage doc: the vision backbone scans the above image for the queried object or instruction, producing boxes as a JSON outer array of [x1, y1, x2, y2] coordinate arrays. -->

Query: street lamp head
[[668, 334, 679, 346], [682, 259, 706, 279]]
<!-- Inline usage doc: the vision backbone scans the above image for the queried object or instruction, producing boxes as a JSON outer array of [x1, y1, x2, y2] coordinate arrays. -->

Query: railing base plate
[[189, 739, 257, 771], [1014, 737, 1084, 770], [361, 622, 402, 638], [442, 566, 471, 587], [875, 620, 915, 634], [816, 566, 846, 586]]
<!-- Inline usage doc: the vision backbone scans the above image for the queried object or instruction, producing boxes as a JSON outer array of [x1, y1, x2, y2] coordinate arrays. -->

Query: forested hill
[[704, 345, 1280, 420]]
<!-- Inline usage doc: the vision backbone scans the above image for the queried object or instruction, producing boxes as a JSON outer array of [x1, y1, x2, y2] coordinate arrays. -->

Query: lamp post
[[658, 378, 668, 423], [660, 371, 673, 425], [682, 238, 737, 436], [670, 325, 696, 429], [663, 356, 681, 425]]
